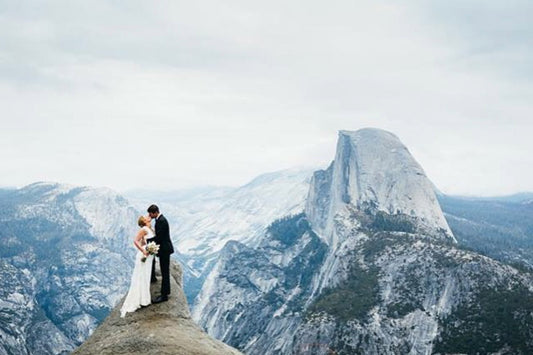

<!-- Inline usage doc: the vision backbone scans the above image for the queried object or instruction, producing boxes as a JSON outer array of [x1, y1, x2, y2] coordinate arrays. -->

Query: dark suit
[[147, 214, 174, 296]]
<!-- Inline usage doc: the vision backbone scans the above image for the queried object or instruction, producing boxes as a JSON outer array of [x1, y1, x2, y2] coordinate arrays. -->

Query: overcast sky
[[1, 1, 532, 196]]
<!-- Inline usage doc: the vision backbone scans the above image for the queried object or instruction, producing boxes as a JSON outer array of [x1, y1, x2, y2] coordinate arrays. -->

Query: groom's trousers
[[159, 253, 170, 296], [150, 258, 157, 282], [150, 254, 171, 295], [159, 253, 171, 296]]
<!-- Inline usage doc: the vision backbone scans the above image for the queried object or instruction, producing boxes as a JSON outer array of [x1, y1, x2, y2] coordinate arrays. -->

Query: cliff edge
[[73, 260, 242, 355]]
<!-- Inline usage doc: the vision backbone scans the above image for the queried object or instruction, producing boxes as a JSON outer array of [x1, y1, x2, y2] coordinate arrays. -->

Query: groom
[[147, 204, 174, 303]]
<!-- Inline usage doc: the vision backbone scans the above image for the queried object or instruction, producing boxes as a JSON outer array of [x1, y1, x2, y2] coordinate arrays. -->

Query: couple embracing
[[120, 204, 174, 318]]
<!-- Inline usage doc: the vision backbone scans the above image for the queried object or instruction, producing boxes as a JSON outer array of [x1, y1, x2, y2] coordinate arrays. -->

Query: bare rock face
[[191, 129, 533, 354], [73, 260, 242, 355], [306, 128, 455, 246]]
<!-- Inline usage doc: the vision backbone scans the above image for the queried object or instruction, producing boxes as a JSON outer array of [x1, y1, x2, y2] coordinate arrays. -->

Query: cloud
[[0, 0, 531, 195]]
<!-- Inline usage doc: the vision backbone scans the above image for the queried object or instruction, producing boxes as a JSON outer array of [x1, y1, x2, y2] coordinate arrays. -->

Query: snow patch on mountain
[[173, 168, 315, 256]]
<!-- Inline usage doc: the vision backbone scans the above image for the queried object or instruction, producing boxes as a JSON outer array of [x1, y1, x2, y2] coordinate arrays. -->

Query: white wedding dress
[[120, 226, 155, 317]]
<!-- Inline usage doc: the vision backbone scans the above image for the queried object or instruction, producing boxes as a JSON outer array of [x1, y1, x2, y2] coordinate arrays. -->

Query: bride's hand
[[143, 251, 149, 257]]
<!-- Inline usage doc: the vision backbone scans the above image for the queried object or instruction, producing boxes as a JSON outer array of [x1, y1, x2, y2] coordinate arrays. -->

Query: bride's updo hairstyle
[[137, 216, 147, 227]]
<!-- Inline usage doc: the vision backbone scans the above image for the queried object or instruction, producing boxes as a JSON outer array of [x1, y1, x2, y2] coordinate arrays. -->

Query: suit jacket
[[147, 214, 174, 255]]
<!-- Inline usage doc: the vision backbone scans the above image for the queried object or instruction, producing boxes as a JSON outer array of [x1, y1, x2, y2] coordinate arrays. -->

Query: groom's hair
[[147, 204, 159, 214]]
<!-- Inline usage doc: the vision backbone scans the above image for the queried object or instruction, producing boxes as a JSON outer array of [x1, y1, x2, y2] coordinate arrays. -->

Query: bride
[[120, 215, 155, 317]]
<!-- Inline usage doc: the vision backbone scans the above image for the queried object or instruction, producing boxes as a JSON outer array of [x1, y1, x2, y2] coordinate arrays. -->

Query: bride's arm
[[133, 229, 149, 256]]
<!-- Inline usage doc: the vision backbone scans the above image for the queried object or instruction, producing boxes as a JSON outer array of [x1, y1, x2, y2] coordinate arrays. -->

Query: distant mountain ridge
[[0, 183, 139, 354], [440, 191, 533, 203], [0, 170, 316, 354], [439, 194, 533, 270], [191, 129, 533, 354], [125, 168, 315, 304], [1, 130, 533, 354]]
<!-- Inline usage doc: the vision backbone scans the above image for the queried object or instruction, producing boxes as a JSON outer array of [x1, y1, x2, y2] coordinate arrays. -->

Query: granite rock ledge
[[73, 260, 242, 355]]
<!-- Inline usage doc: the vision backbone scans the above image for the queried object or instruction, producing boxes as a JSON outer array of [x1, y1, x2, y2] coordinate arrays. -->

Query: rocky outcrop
[[73, 260, 242, 355], [191, 129, 533, 354], [306, 128, 454, 245]]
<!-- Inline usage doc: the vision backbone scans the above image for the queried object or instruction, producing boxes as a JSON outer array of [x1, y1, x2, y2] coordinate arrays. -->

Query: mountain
[[170, 168, 314, 257], [73, 260, 242, 355], [440, 192, 533, 204], [3, 130, 532, 354], [126, 168, 314, 258], [438, 194, 533, 270], [0, 183, 139, 354], [0, 169, 314, 354], [125, 168, 314, 303], [192, 128, 533, 354], [306, 129, 454, 246]]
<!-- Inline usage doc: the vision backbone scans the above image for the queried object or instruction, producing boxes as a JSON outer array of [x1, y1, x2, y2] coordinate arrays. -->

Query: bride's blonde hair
[[137, 216, 147, 227], [137, 216, 155, 234]]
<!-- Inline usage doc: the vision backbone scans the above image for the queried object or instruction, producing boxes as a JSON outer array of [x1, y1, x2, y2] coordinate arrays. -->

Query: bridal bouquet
[[141, 242, 160, 263]]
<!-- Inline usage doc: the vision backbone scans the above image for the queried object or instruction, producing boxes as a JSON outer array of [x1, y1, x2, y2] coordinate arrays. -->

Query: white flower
[[145, 241, 160, 255]]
